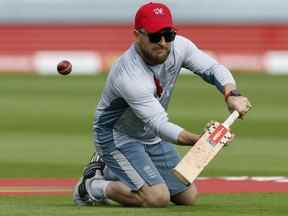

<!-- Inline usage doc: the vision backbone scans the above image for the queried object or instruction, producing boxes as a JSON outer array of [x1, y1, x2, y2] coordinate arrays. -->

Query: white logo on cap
[[153, 8, 164, 15]]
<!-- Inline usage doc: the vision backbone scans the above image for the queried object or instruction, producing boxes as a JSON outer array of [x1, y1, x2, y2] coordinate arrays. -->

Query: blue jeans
[[96, 140, 188, 196]]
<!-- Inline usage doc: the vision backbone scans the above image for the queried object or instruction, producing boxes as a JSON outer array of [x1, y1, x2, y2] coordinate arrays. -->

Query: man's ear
[[134, 30, 141, 43]]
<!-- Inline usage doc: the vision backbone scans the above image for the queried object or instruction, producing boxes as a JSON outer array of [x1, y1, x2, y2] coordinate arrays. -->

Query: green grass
[[0, 193, 287, 216], [1, 73, 288, 177], [0, 73, 287, 215]]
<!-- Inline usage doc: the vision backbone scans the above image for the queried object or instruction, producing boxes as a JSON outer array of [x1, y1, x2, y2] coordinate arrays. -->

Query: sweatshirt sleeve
[[180, 36, 236, 93], [113, 72, 183, 143]]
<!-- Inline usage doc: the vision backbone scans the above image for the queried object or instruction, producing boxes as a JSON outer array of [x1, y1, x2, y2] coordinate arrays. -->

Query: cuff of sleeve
[[158, 122, 183, 144]]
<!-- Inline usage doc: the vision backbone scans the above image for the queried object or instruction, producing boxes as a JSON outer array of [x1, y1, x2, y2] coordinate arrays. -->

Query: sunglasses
[[138, 28, 176, 44]]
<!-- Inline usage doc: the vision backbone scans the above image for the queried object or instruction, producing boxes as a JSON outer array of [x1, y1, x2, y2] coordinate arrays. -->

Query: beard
[[138, 44, 170, 65]]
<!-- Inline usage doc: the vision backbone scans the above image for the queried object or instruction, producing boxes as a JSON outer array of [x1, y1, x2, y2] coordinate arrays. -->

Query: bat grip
[[222, 110, 239, 128]]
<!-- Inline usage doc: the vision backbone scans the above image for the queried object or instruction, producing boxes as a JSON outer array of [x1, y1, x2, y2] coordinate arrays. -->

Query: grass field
[[0, 193, 287, 216], [0, 73, 288, 215]]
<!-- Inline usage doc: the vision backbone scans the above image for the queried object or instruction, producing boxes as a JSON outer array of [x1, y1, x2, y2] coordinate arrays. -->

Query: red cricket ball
[[57, 60, 72, 75]]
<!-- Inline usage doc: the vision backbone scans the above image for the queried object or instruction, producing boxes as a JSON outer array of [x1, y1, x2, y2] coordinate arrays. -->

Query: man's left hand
[[226, 96, 252, 119]]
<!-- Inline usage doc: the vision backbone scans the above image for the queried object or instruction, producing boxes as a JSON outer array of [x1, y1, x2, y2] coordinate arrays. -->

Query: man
[[73, 2, 252, 207]]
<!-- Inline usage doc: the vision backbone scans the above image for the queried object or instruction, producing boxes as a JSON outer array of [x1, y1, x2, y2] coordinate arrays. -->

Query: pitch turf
[[0, 73, 287, 215], [0, 194, 288, 216]]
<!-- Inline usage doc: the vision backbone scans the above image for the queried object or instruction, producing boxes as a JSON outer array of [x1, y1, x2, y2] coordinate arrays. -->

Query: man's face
[[134, 28, 175, 65]]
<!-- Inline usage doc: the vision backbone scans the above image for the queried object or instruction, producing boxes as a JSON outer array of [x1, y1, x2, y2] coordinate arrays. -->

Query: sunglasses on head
[[138, 28, 176, 44]]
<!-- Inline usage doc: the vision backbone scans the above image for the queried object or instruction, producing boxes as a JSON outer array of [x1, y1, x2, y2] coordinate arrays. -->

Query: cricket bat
[[173, 111, 240, 185]]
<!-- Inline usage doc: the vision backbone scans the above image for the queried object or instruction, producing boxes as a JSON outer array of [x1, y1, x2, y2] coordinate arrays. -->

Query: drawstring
[[153, 75, 163, 97]]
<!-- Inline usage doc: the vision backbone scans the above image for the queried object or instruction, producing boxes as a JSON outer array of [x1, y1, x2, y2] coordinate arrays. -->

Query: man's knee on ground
[[171, 183, 198, 205], [142, 192, 170, 207], [138, 184, 170, 207]]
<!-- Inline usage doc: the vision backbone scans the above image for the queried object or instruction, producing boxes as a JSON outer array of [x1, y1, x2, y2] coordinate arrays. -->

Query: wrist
[[224, 89, 241, 102], [177, 130, 199, 146]]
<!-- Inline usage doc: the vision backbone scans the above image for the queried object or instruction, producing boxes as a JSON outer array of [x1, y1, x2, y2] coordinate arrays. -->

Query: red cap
[[134, 2, 174, 33]]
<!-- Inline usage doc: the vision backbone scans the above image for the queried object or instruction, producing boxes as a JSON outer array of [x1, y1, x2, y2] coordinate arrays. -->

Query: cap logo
[[153, 7, 164, 15]]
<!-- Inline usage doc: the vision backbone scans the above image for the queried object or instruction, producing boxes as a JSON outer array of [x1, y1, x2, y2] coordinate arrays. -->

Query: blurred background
[[1, 0, 288, 74], [0, 0, 287, 178]]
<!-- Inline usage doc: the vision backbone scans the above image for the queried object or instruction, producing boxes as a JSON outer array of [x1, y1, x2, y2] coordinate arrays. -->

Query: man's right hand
[[177, 130, 201, 146]]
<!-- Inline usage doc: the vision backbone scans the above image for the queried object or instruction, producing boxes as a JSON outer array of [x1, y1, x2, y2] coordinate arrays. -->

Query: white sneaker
[[73, 177, 107, 206], [73, 177, 93, 206], [73, 153, 107, 206]]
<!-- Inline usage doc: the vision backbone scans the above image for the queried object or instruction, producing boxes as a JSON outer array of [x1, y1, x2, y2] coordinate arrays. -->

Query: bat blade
[[173, 111, 239, 185]]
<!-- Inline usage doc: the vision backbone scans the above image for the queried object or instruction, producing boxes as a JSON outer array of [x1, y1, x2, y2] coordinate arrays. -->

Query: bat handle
[[222, 110, 240, 128]]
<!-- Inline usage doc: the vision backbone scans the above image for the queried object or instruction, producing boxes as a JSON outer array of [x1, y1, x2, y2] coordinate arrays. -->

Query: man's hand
[[177, 130, 201, 146], [226, 96, 252, 119], [177, 120, 235, 147], [223, 84, 252, 119]]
